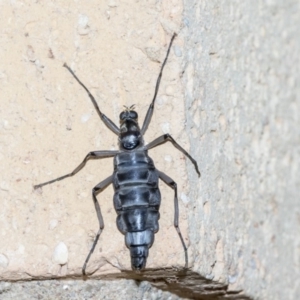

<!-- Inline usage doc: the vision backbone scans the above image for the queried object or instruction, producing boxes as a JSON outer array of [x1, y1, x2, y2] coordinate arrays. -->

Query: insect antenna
[[123, 104, 136, 112]]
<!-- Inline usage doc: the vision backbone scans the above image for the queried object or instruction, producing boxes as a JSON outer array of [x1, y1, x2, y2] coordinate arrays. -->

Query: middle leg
[[145, 134, 200, 177], [34, 150, 119, 189]]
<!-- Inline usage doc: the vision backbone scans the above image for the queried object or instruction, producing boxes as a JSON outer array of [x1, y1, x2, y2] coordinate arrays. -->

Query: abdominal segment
[[116, 207, 160, 270], [113, 151, 161, 270]]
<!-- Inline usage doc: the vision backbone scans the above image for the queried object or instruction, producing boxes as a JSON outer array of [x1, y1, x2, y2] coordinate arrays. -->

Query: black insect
[[34, 33, 200, 275]]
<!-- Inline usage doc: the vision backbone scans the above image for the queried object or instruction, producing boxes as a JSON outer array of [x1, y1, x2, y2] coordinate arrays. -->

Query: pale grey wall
[[183, 1, 300, 299]]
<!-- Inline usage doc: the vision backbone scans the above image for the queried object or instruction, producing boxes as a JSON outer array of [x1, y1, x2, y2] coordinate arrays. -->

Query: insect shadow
[[34, 33, 200, 276]]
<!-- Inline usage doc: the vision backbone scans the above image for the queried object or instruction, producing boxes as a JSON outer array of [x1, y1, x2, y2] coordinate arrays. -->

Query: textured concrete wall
[[0, 0, 299, 299], [182, 0, 300, 299]]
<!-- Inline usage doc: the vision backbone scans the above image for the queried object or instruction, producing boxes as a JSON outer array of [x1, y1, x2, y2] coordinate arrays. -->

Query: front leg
[[34, 150, 120, 189], [63, 63, 120, 135], [145, 134, 200, 177]]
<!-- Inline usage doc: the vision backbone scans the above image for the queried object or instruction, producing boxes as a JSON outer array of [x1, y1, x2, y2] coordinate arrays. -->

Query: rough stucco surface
[[0, 0, 299, 300], [1, 0, 193, 278], [0, 279, 186, 300]]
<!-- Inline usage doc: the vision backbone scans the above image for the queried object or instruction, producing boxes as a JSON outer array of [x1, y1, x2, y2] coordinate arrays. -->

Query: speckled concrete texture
[[0, 0, 299, 299], [182, 0, 300, 299], [0, 279, 185, 300]]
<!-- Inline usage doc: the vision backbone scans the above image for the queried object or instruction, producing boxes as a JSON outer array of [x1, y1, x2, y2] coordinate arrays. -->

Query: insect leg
[[158, 170, 188, 268], [145, 134, 200, 177], [82, 175, 113, 276], [34, 150, 119, 189], [63, 63, 120, 135], [141, 33, 177, 135]]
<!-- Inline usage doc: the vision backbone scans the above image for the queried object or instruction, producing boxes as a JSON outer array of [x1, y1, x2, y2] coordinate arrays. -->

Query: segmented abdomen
[[113, 151, 160, 270]]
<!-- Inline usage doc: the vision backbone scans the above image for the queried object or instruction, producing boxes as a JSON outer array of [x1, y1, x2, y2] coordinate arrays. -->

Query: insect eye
[[120, 112, 127, 120], [129, 111, 138, 119]]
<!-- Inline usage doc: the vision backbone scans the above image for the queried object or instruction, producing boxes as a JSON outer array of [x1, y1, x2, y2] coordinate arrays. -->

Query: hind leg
[[82, 175, 113, 276], [158, 170, 188, 268]]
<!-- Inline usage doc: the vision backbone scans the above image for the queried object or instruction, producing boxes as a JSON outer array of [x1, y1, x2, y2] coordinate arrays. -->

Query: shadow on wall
[[1, 268, 253, 299], [119, 268, 253, 300]]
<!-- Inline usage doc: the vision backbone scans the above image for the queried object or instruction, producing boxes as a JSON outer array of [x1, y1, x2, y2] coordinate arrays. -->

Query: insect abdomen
[[113, 151, 161, 270]]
